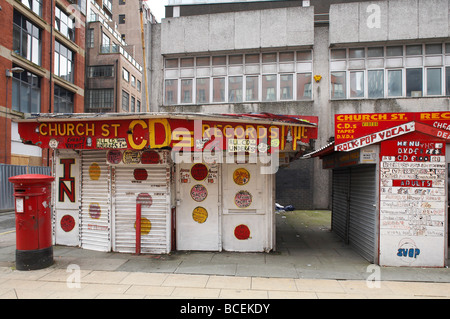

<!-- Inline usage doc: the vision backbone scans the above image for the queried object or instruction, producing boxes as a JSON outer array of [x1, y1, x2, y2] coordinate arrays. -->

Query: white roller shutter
[[80, 151, 111, 252], [113, 165, 171, 254]]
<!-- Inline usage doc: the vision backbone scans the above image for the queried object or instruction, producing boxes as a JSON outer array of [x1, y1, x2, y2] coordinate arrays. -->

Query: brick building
[[84, 0, 144, 113], [0, 0, 86, 166]]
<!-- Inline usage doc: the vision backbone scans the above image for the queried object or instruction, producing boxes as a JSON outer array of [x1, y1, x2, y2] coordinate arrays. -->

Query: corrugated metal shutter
[[113, 165, 170, 254], [80, 151, 111, 251], [348, 165, 377, 263], [331, 168, 350, 243]]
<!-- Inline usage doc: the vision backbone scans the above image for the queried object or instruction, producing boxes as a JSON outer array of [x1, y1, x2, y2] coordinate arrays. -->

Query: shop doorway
[[113, 165, 171, 254], [176, 162, 220, 251]]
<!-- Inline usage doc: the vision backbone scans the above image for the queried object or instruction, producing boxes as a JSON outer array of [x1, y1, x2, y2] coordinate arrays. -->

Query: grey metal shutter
[[331, 168, 350, 242], [80, 151, 111, 251], [349, 165, 377, 263], [113, 165, 171, 254]]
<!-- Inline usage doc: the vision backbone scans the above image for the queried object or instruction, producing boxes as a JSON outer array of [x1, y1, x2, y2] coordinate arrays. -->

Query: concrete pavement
[[0, 211, 449, 300]]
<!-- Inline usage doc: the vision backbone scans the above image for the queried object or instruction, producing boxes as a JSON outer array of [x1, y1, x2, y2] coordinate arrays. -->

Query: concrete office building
[[143, 0, 450, 210]]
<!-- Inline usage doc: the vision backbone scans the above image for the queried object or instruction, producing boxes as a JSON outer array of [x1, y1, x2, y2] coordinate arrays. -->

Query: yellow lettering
[[58, 124, 66, 136], [101, 124, 110, 137], [39, 124, 48, 136], [202, 124, 211, 138], [128, 120, 148, 150], [257, 126, 267, 139], [85, 124, 95, 136], [67, 123, 75, 136], [149, 118, 171, 148], [269, 126, 279, 139], [223, 125, 233, 138], [245, 125, 256, 139], [111, 124, 120, 136], [76, 124, 84, 136], [48, 124, 57, 136]]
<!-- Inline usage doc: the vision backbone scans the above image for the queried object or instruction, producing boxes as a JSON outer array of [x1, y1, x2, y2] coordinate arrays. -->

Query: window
[[13, 11, 41, 65], [131, 76, 136, 87], [349, 48, 365, 59], [280, 74, 293, 100], [297, 73, 312, 100], [55, 6, 75, 41], [406, 68, 423, 97], [163, 51, 313, 104], [388, 70, 402, 97], [137, 80, 141, 92], [88, 65, 114, 78], [427, 68, 442, 96], [262, 75, 277, 101], [181, 79, 193, 103], [213, 78, 225, 102], [119, 0, 126, 4], [54, 85, 74, 113], [20, 0, 42, 17], [350, 71, 364, 98], [165, 79, 178, 105], [87, 29, 94, 48], [368, 47, 384, 58], [406, 45, 422, 56], [246, 76, 258, 101], [54, 41, 74, 83], [331, 72, 346, 99], [331, 49, 346, 60], [118, 14, 125, 24], [196, 78, 209, 103], [228, 76, 243, 102], [122, 90, 129, 111], [330, 43, 450, 99], [86, 89, 114, 113], [368, 70, 384, 98], [122, 68, 129, 82], [387, 46, 403, 57], [12, 69, 41, 114], [446, 67, 450, 96], [136, 100, 141, 113], [131, 96, 135, 112]]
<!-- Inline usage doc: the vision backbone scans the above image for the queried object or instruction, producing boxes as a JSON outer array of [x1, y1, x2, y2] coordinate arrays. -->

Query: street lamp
[[5, 67, 25, 77], [4, 66, 25, 163]]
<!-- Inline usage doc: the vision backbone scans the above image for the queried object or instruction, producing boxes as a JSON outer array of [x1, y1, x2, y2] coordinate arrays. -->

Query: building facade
[[0, 0, 86, 166], [84, 0, 144, 114], [145, 0, 450, 210]]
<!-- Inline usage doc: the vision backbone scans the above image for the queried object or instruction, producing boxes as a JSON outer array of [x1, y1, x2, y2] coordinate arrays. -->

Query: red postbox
[[9, 174, 55, 270]]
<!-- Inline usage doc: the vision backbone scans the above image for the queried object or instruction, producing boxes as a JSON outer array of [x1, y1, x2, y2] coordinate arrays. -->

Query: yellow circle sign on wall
[[192, 206, 208, 224], [134, 217, 152, 235], [89, 163, 101, 180]]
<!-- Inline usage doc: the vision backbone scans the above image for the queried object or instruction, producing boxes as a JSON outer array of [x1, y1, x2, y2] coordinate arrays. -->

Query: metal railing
[[0, 164, 51, 212]]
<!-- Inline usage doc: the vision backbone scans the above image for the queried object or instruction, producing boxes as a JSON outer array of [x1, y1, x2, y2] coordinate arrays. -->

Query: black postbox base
[[15, 246, 53, 271]]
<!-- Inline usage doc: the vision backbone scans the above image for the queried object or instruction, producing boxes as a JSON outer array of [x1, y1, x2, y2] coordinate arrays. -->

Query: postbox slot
[[15, 189, 26, 193]]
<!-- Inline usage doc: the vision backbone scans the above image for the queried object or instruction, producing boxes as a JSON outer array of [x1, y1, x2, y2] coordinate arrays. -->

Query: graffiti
[[59, 158, 76, 203], [397, 239, 420, 264]]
